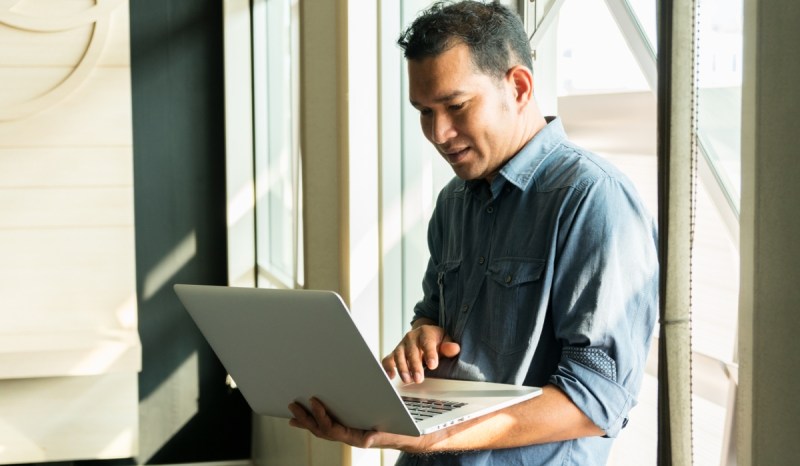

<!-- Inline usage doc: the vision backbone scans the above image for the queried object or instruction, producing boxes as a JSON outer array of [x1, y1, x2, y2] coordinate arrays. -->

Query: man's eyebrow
[[410, 91, 467, 108]]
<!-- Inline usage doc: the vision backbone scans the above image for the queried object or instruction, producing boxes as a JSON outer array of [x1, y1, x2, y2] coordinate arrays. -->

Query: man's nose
[[430, 112, 456, 144]]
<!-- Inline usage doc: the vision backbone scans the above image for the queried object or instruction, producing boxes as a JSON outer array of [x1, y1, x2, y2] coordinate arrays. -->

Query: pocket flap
[[436, 260, 461, 274], [486, 258, 545, 287]]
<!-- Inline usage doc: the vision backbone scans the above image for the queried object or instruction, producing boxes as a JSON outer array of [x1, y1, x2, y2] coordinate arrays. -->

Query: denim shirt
[[396, 118, 659, 466]]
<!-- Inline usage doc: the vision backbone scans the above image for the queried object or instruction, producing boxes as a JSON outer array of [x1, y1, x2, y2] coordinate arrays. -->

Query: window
[[226, 1, 746, 464], [692, 1, 743, 464], [253, 0, 303, 289], [381, 0, 457, 354], [554, 2, 657, 463], [551, 1, 744, 465], [224, 0, 303, 291]]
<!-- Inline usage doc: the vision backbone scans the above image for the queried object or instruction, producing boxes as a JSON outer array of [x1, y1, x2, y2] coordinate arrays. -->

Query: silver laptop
[[174, 284, 542, 436]]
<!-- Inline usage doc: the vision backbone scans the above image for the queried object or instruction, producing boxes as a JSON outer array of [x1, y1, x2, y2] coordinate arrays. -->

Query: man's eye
[[419, 108, 432, 116], [449, 103, 465, 111]]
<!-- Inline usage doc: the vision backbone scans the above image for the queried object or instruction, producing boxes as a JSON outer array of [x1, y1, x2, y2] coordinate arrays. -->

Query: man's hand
[[288, 386, 604, 454], [381, 319, 461, 384], [288, 398, 427, 452]]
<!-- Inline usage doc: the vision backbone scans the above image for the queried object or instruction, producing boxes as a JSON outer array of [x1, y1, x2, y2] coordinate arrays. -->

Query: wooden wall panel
[[0, 373, 138, 463], [0, 189, 133, 226], [0, 0, 139, 462], [0, 68, 133, 144], [0, 228, 136, 332], [0, 5, 129, 67], [0, 26, 93, 66], [0, 148, 132, 187]]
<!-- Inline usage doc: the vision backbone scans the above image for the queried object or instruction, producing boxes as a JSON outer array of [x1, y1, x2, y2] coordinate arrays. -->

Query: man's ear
[[507, 65, 534, 108]]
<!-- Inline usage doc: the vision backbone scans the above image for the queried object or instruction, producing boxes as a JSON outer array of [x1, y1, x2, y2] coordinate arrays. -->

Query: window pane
[[253, 0, 301, 287], [691, 1, 743, 464], [556, 3, 658, 463], [696, 0, 743, 211], [624, 0, 657, 52], [557, 0, 649, 95]]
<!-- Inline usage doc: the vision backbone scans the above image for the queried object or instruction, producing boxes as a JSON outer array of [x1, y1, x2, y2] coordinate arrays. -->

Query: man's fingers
[[288, 402, 317, 432], [381, 354, 397, 379], [422, 350, 438, 371], [418, 330, 442, 371], [402, 338, 426, 383], [289, 399, 338, 441], [310, 397, 333, 430], [288, 399, 417, 451], [383, 325, 460, 383], [392, 346, 412, 383]]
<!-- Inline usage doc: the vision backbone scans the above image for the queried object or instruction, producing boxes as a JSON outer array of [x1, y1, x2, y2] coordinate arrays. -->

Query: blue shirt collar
[[463, 117, 567, 198], [497, 116, 566, 192]]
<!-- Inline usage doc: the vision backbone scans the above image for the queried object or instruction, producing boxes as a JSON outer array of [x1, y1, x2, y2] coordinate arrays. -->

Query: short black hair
[[397, 1, 533, 79]]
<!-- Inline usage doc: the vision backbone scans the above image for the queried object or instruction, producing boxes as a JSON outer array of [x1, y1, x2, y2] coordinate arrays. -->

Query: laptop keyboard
[[402, 396, 467, 422]]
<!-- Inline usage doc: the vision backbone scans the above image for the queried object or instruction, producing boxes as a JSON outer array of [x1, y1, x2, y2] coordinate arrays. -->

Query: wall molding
[[0, 0, 123, 121]]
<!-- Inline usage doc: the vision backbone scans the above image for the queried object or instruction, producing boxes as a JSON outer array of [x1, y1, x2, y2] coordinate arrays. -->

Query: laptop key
[[402, 396, 467, 420]]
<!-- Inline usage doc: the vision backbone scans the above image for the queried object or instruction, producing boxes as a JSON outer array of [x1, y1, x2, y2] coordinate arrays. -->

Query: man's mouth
[[443, 147, 470, 165]]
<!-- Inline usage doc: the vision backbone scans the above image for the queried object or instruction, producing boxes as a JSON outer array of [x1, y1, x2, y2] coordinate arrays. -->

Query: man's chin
[[451, 167, 483, 182]]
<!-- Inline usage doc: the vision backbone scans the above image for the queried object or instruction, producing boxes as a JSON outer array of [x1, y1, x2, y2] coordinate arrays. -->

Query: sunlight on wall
[[350, 222, 380, 305], [143, 230, 197, 300], [0, 420, 43, 460], [97, 428, 137, 458], [227, 180, 256, 228], [0, 372, 138, 463], [115, 293, 138, 329], [68, 331, 141, 375], [383, 198, 403, 254]]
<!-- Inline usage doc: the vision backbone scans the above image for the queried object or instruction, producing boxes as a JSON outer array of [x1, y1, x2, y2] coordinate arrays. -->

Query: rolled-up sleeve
[[548, 175, 659, 437]]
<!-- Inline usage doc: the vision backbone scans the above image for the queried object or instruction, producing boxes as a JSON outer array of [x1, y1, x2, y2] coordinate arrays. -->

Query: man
[[289, 1, 658, 464]]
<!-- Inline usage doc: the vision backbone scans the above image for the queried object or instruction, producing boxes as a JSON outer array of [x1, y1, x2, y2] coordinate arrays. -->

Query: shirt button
[[478, 256, 485, 265], [461, 304, 469, 313], [486, 206, 494, 214], [505, 275, 513, 284]]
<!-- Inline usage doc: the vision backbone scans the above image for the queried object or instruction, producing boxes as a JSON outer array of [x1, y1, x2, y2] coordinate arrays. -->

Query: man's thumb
[[440, 336, 461, 358]]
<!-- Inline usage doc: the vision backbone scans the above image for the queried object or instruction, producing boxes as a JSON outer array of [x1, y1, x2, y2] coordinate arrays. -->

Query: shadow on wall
[[130, 0, 250, 462]]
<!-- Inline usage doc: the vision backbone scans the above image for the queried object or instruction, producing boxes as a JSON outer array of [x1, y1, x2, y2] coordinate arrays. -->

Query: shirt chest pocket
[[482, 258, 546, 355]]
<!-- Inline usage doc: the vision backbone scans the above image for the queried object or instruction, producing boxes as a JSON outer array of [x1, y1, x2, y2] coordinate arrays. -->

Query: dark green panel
[[129, 0, 251, 463]]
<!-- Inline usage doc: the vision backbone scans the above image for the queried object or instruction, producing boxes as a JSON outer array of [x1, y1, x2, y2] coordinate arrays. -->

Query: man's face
[[408, 43, 519, 182]]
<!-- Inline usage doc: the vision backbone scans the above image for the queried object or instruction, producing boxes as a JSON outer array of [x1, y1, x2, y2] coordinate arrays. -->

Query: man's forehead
[[410, 88, 468, 104], [407, 46, 486, 102]]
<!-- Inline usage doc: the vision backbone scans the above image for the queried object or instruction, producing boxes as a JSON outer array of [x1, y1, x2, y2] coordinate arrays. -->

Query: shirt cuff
[[411, 300, 439, 326], [549, 355, 636, 438]]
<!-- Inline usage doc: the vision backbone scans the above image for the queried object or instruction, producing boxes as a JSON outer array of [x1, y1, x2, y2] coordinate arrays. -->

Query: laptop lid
[[174, 284, 541, 436]]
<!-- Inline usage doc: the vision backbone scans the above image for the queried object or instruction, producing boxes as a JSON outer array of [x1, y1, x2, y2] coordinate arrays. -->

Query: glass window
[[382, 2, 743, 464], [556, 3, 657, 465], [624, 0, 657, 52], [692, 1, 743, 465], [557, 0, 649, 95], [252, 0, 303, 288], [696, 0, 743, 212], [556, 1, 743, 465], [379, 0, 456, 346]]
